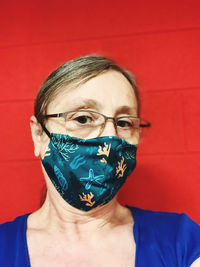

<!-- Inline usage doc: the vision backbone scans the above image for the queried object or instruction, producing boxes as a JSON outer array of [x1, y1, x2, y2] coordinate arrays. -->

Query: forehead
[[47, 70, 138, 115]]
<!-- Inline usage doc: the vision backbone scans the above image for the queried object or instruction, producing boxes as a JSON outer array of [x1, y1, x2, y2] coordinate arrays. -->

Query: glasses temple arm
[[40, 122, 51, 138], [139, 122, 151, 127]]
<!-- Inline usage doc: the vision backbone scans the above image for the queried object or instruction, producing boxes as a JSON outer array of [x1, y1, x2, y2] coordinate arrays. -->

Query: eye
[[74, 115, 93, 124], [68, 111, 98, 125], [116, 119, 133, 128]]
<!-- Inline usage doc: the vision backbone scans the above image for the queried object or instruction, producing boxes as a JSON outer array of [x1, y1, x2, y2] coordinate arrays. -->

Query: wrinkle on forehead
[[47, 71, 138, 115], [72, 98, 103, 110]]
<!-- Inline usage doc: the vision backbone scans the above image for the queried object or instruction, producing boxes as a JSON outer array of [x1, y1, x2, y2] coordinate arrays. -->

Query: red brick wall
[[1, 0, 200, 223]]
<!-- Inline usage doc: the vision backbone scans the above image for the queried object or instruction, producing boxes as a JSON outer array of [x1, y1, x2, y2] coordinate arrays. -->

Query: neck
[[28, 184, 132, 240]]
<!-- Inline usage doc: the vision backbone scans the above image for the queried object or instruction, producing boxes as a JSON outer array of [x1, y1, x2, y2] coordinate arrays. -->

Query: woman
[[0, 55, 200, 266]]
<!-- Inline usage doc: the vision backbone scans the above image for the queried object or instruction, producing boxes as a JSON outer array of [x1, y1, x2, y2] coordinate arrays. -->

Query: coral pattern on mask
[[42, 133, 137, 211]]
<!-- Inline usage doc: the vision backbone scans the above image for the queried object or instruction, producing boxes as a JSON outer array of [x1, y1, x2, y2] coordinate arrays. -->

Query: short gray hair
[[34, 55, 139, 124]]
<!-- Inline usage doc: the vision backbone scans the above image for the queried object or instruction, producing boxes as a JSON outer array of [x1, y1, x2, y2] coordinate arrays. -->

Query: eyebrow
[[116, 105, 137, 115], [71, 98, 103, 110], [69, 99, 137, 115]]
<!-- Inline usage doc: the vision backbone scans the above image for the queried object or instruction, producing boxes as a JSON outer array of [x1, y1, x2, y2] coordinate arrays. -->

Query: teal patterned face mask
[[42, 133, 137, 211]]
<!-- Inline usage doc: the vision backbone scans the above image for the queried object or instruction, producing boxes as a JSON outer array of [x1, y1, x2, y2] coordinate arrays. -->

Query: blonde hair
[[34, 55, 139, 124]]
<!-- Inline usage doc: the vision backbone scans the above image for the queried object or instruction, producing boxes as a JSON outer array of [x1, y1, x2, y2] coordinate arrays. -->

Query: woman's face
[[33, 70, 138, 158]]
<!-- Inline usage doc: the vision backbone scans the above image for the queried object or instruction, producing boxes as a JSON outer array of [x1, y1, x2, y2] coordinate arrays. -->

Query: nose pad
[[99, 119, 117, 137]]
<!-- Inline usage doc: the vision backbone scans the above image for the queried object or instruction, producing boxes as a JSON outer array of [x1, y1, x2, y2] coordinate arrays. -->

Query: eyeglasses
[[44, 109, 151, 143]]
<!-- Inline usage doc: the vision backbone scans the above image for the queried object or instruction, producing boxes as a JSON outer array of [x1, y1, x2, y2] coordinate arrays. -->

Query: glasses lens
[[64, 110, 105, 138], [116, 117, 140, 143], [60, 110, 144, 143]]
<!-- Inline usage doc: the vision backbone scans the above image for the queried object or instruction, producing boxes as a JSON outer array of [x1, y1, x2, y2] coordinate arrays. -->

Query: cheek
[[46, 119, 66, 135]]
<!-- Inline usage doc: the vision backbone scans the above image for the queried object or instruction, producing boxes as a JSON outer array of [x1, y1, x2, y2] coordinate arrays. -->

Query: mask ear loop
[[40, 122, 51, 138], [39, 122, 52, 161]]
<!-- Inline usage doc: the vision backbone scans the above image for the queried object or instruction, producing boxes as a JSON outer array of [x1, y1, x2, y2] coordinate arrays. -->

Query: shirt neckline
[[23, 207, 139, 267], [23, 213, 31, 267]]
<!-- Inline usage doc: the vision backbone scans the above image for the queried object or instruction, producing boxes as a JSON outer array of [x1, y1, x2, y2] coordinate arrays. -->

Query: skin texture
[[29, 70, 137, 267], [191, 258, 200, 266], [29, 70, 200, 267]]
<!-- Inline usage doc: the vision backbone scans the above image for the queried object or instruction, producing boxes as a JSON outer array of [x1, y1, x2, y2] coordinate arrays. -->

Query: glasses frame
[[44, 109, 150, 133]]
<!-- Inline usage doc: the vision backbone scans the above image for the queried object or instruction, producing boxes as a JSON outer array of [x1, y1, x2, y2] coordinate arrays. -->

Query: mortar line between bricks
[[138, 151, 200, 157], [1, 87, 200, 104], [0, 26, 200, 50], [0, 158, 39, 164], [141, 87, 200, 94], [1, 151, 200, 163], [0, 98, 34, 104], [180, 91, 189, 152]]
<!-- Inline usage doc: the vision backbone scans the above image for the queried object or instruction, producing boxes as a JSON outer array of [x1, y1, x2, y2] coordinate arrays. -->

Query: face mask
[[41, 133, 137, 211]]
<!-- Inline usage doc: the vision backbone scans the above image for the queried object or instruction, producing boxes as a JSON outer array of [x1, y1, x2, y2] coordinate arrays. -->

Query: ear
[[30, 116, 44, 157]]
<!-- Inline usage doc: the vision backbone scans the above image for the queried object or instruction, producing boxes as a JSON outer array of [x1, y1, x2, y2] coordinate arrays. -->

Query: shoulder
[[0, 214, 30, 266], [130, 206, 200, 234], [129, 207, 200, 266], [0, 214, 29, 249], [0, 214, 29, 233]]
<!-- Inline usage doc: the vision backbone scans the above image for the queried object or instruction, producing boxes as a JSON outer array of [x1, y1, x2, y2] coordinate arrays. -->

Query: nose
[[99, 119, 117, 137]]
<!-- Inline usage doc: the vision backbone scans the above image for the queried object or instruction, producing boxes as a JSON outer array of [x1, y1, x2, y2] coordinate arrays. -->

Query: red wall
[[1, 0, 200, 223]]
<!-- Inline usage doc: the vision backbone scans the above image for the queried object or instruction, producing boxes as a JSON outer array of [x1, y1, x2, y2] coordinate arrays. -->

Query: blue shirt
[[0, 207, 200, 266]]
